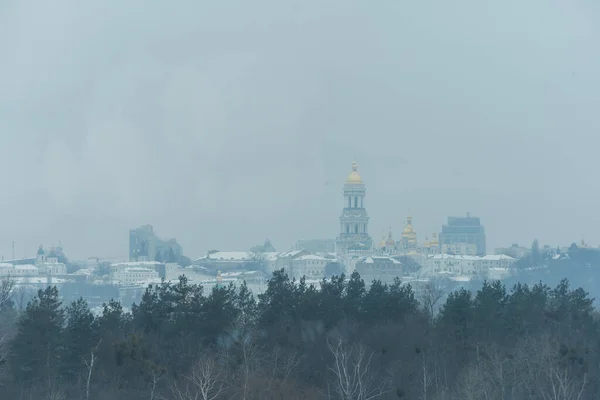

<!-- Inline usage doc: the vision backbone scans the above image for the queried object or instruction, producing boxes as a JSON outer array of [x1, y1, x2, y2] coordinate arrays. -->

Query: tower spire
[[336, 161, 372, 254]]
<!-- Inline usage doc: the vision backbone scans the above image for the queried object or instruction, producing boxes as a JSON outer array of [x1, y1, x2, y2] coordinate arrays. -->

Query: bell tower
[[335, 162, 373, 254]]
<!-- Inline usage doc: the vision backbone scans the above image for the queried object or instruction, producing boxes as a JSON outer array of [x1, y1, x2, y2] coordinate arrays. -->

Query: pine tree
[[61, 298, 98, 383], [9, 286, 65, 386]]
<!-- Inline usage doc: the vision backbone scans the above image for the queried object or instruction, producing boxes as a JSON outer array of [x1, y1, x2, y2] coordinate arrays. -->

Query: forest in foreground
[[0, 270, 597, 400]]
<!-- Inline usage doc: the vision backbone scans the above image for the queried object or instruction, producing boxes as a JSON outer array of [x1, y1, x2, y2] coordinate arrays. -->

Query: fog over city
[[1, 0, 599, 260]]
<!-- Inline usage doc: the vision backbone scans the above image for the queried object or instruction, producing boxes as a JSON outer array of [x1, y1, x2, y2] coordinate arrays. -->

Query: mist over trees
[[0, 271, 598, 400]]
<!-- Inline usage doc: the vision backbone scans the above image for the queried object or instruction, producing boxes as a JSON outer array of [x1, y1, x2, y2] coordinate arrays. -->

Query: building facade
[[129, 225, 183, 263], [355, 256, 403, 285], [439, 213, 486, 256], [335, 162, 373, 254]]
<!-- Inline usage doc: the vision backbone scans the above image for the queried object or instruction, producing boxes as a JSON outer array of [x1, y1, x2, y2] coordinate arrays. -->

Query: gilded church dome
[[385, 229, 396, 246], [345, 162, 363, 184], [401, 216, 417, 238]]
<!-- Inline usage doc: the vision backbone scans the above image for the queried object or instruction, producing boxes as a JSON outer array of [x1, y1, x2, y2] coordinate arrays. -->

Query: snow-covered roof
[[14, 277, 68, 284], [278, 249, 306, 258], [296, 254, 328, 261], [428, 254, 513, 261], [15, 264, 38, 270], [116, 267, 157, 273], [111, 261, 161, 267], [196, 251, 280, 262], [480, 255, 515, 261], [360, 256, 402, 264], [0, 263, 13, 268], [449, 276, 472, 282], [38, 262, 65, 266], [74, 268, 94, 275]]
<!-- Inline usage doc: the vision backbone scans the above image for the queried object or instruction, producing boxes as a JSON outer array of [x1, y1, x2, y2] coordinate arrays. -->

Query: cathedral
[[335, 162, 373, 254], [334, 161, 440, 258]]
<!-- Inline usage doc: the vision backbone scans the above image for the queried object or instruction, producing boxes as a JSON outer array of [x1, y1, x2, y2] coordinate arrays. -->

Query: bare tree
[[418, 348, 433, 400], [170, 356, 227, 400], [218, 326, 262, 400], [264, 345, 304, 393], [0, 332, 7, 368], [248, 250, 267, 272], [511, 334, 588, 400], [14, 280, 31, 312], [46, 385, 67, 400], [83, 339, 103, 400], [417, 278, 445, 322], [0, 276, 15, 309], [149, 369, 164, 400], [327, 337, 389, 400]]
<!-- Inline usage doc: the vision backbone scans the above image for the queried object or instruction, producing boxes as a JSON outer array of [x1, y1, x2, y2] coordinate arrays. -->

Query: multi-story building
[[36, 246, 67, 275], [355, 256, 403, 285], [129, 225, 183, 263], [421, 253, 515, 277], [111, 266, 160, 285], [335, 162, 373, 254], [439, 213, 486, 256]]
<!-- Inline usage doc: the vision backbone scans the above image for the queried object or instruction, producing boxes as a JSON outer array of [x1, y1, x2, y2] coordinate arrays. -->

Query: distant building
[[335, 162, 373, 255], [111, 266, 160, 285], [129, 225, 183, 263], [295, 239, 335, 254], [420, 253, 515, 277], [194, 249, 330, 281], [36, 245, 67, 275], [195, 251, 279, 274], [355, 256, 403, 285], [439, 213, 486, 256], [494, 244, 530, 259], [0, 263, 38, 277]]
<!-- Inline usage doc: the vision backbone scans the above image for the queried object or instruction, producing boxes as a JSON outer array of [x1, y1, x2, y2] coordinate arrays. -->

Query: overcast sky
[[1, 0, 599, 260]]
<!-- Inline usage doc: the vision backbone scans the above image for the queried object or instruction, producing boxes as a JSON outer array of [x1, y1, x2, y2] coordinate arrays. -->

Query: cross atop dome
[[345, 161, 363, 184]]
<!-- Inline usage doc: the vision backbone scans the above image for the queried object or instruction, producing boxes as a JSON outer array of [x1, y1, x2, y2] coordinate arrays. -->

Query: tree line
[[0, 270, 598, 400]]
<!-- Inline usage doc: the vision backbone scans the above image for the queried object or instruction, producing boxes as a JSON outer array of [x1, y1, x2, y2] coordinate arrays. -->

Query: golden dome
[[345, 161, 363, 184], [422, 237, 430, 248], [430, 232, 439, 246], [401, 216, 417, 239], [385, 229, 395, 246]]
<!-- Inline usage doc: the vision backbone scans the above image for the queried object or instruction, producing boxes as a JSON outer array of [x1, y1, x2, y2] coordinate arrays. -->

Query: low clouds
[[1, 0, 599, 259]]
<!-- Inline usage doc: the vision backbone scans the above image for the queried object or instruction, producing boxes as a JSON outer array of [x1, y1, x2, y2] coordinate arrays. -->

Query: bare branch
[[170, 356, 227, 400], [82, 338, 103, 400], [327, 337, 389, 400]]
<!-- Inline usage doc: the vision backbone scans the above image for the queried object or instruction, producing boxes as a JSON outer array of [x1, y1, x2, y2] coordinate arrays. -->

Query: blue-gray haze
[[1, 0, 599, 260]]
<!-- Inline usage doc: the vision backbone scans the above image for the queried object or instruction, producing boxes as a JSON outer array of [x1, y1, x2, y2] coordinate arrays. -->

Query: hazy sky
[[1, 0, 599, 260]]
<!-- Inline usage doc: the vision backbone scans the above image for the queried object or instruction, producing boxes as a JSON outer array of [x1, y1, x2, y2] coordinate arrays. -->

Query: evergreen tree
[[61, 298, 98, 383], [9, 286, 64, 386]]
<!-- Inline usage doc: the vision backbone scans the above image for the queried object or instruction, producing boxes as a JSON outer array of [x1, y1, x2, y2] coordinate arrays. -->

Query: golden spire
[[402, 216, 415, 235], [345, 161, 363, 184], [386, 226, 395, 246]]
